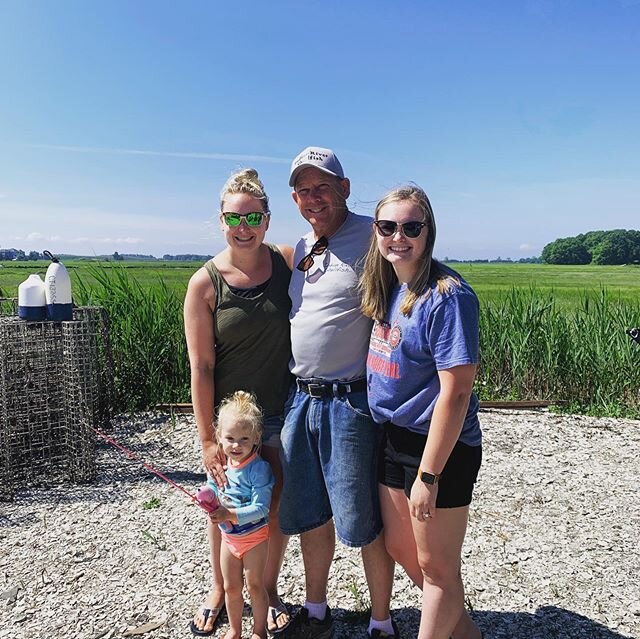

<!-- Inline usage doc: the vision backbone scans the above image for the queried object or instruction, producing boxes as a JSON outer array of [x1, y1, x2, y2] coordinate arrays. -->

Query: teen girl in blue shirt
[[360, 185, 483, 639]]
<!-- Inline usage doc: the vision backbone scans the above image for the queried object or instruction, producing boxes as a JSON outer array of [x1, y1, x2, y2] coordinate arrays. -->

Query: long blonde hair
[[360, 184, 458, 321], [216, 390, 264, 444], [220, 168, 270, 214]]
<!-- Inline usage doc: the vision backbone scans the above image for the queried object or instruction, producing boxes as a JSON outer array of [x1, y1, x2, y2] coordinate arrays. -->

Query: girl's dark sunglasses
[[296, 235, 329, 272], [222, 212, 265, 227], [374, 220, 426, 239]]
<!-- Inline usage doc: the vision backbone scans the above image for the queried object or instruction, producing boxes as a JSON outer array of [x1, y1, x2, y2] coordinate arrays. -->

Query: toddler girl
[[204, 391, 275, 639]]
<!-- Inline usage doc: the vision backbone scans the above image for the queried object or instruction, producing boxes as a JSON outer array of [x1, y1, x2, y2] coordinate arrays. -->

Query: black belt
[[296, 378, 367, 399]]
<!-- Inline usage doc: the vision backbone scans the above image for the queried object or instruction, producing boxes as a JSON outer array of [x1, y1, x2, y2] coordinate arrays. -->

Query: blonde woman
[[360, 185, 483, 639], [184, 169, 294, 636]]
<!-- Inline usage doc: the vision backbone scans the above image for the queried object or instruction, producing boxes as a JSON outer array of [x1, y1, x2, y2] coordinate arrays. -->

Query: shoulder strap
[[203, 259, 224, 312], [267, 244, 288, 274]]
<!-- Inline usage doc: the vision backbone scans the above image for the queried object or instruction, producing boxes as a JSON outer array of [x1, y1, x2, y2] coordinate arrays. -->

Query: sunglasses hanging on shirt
[[296, 236, 329, 272]]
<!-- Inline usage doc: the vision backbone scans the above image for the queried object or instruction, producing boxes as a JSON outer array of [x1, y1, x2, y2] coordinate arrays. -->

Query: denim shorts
[[278, 382, 383, 547], [262, 414, 284, 449]]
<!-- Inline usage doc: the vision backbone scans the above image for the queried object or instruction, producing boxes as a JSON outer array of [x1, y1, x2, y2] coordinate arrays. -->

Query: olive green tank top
[[204, 245, 292, 417]]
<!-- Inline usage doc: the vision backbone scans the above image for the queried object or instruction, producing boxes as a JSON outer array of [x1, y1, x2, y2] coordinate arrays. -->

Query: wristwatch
[[419, 467, 440, 485]]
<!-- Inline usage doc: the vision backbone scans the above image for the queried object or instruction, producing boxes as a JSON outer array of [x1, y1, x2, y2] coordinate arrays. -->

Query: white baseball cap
[[289, 146, 345, 187]]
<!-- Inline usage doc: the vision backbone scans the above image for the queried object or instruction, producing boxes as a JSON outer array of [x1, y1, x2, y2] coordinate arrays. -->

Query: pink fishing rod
[[91, 425, 214, 513]]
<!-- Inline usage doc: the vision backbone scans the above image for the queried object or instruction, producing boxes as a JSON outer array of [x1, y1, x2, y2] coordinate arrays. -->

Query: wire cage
[[0, 306, 113, 499]]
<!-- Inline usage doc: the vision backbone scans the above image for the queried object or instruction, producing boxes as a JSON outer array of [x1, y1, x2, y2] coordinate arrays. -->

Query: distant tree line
[[161, 254, 213, 261], [541, 230, 640, 265], [443, 256, 542, 264], [0, 248, 30, 260], [0, 249, 212, 262]]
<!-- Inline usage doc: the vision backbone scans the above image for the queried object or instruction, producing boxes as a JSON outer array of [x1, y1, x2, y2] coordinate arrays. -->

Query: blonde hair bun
[[220, 169, 270, 213]]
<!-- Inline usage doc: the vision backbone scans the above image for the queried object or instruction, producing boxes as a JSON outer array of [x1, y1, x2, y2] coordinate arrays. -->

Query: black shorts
[[378, 422, 482, 508]]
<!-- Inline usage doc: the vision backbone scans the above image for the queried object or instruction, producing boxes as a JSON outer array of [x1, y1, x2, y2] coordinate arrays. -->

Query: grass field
[[0, 260, 197, 296], [2, 260, 639, 416], [2, 260, 640, 304], [452, 262, 640, 306]]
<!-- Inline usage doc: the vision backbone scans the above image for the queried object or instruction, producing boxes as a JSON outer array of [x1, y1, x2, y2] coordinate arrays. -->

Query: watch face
[[420, 471, 438, 485]]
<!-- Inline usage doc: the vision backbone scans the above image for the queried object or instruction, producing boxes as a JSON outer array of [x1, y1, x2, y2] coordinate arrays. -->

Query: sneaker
[[281, 606, 333, 639], [368, 620, 400, 639]]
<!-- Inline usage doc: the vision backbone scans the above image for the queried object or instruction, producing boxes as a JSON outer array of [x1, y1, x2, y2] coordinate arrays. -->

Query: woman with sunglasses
[[360, 185, 483, 639], [184, 168, 294, 637]]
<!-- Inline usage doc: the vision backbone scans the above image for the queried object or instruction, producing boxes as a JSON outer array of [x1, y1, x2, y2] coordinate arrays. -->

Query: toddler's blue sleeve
[[234, 460, 275, 526]]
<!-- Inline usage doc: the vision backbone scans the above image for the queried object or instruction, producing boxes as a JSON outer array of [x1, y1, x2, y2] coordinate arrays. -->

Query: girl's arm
[[409, 363, 477, 521], [183, 267, 226, 488]]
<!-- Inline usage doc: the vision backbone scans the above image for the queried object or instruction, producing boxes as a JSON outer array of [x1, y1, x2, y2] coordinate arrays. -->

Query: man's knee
[[301, 521, 335, 549]]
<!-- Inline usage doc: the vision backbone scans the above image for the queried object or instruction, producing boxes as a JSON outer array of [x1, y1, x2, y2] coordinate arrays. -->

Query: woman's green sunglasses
[[222, 211, 265, 227]]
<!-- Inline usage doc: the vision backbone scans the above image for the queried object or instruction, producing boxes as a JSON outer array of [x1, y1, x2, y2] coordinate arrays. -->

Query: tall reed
[[74, 266, 640, 417], [477, 288, 640, 416], [75, 264, 190, 411]]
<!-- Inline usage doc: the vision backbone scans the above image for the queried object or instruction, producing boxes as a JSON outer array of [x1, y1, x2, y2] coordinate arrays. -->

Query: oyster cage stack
[[0, 305, 113, 499]]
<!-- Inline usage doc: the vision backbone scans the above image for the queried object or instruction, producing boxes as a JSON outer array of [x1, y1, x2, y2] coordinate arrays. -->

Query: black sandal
[[189, 605, 225, 637], [267, 599, 291, 635]]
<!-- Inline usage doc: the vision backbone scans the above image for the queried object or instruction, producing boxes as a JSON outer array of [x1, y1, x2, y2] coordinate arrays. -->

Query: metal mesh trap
[[0, 306, 113, 498]]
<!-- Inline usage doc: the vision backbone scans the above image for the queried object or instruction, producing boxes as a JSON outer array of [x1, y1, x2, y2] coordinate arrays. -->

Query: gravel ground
[[1, 409, 638, 639]]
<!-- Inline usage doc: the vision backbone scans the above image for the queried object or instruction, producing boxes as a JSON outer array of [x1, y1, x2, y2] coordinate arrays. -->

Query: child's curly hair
[[216, 390, 264, 443]]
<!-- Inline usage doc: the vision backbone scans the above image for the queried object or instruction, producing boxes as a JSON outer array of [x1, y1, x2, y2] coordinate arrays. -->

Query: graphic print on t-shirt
[[367, 320, 401, 379]]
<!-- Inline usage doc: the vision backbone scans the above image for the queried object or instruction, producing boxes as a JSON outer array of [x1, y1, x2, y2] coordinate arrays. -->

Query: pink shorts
[[222, 526, 269, 559]]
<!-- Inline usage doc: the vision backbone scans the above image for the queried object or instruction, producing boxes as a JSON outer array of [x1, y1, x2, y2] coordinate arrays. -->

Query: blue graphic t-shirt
[[366, 271, 482, 446]]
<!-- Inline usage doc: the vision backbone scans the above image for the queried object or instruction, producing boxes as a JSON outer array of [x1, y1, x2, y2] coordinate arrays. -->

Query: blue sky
[[1, 0, 638, 260]]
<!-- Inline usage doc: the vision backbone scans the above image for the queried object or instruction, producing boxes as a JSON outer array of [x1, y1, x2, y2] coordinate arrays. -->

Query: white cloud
[[2, 200, 223, 256], [519, 243, 532, 251], [93, 237, 144, 245], [32, 144, 290, 164]]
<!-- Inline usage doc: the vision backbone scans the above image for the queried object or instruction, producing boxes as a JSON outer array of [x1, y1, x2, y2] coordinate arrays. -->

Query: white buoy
[[43, 250, 73, 321], [18, 273, 47, 320]]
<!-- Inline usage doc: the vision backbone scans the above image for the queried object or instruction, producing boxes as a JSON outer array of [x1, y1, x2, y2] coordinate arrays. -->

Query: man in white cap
[[278, 147, 398, 639]]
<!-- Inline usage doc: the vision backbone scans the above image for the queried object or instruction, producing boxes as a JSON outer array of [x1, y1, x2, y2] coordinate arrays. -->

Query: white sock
[[368, 616, 395, 636], [304, 601, 328, 621]]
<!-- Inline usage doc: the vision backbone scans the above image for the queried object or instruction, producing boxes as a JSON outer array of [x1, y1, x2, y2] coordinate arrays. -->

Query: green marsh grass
[[477, 288, 640, 416], [4, 261, 639, 416], [0, 259, 197, 294], [75, 263, 191, 411], [453, 262, 640, 307], [3, 260, 640, 304]]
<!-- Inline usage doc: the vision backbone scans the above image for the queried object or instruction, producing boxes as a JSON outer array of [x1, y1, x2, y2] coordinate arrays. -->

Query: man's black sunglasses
[[374, 220, 426, 239], [296, 236, 329, 272]]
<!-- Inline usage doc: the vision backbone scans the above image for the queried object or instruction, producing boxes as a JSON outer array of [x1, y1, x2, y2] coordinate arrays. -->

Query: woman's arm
[[409, 363, 477, 521], [184, 267, 226, 487], [277, 244, 295, 271]]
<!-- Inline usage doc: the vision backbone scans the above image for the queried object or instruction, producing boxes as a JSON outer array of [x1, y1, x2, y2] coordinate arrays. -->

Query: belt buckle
[[306, 383, 325, 398]]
